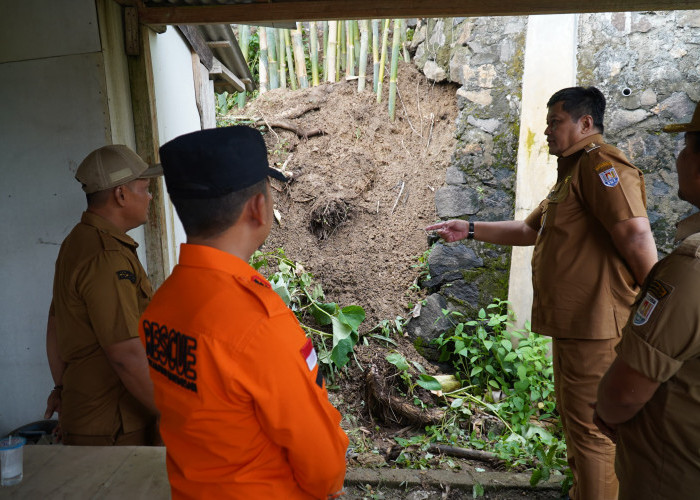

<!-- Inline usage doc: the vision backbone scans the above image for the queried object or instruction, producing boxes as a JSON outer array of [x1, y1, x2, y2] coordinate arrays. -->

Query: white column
[[508, 14, 578, 331]]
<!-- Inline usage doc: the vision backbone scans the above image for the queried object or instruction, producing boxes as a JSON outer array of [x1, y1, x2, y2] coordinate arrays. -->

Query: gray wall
[[1, 0, 116, 436]]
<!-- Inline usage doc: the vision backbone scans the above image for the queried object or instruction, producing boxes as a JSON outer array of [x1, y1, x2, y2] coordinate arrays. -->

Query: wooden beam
[[124, 7, 139, 56], [137, 0, 700, 25], [210, 57, 246, 92], [127, 24, 170, 289], [177, 25, 213, 71]]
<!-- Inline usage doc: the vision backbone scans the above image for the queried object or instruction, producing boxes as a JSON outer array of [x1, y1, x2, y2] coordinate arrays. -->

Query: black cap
[[159, 126, 288, 199]]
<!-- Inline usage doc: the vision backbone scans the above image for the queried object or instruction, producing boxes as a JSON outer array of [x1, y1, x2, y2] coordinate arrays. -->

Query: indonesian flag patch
[[300, 338, 318, 371]]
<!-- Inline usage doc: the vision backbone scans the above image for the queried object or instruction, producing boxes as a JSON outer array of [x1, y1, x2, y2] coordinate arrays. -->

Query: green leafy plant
[[426, 299, 567, 486], [385, 351, 442, 396], [250, 248, 365, 379]]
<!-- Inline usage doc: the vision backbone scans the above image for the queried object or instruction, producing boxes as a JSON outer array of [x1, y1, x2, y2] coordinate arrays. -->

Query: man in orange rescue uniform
[[139, 126, 348, 499]]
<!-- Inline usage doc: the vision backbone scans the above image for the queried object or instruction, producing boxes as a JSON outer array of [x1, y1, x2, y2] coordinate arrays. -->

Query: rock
[[456, 88, 493, 107], [435, 185, 480, 219], [467, 115, 500, 134], [428, 243, 483, 282], [405, 293, 457, 361], [445, 166, 466, 185], [441, 279, 480, 308], [607, 109, 651, 133], [423, 60, 447, 82], [653, 92, 695, 122], [640, 89, 657, 106]]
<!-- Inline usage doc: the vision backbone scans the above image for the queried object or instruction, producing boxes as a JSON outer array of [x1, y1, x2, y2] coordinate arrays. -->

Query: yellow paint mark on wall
[[525, 128, 537, 159]]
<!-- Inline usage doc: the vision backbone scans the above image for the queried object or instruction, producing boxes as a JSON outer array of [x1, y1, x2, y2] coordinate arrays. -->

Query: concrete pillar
[[508, 14, 578, 331]]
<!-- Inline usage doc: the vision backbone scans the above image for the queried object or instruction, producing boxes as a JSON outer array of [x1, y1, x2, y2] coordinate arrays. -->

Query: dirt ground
[[228, 65, 562, 498], [247, 62, 458, 331]]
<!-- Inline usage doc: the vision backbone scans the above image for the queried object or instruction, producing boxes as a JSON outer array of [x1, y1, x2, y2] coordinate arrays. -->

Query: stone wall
[[406, 11, 700, 359], [578, 10, 700, 254], [408, 17, 527, 359]]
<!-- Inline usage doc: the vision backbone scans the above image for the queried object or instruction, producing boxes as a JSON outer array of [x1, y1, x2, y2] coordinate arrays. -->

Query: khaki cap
[[663, 101, 700, 133], [75, 145, 163, 194]]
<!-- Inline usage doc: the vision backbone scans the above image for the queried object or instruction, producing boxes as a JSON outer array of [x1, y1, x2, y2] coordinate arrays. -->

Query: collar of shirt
[[674, 211, 700, 242], [560, 133, 605, 158], [177, 243, 269, 285], [81, 211, 138, 249]]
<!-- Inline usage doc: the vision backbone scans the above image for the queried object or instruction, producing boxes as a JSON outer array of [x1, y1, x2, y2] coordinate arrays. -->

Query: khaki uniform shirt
[[614, 212, 700, 499], [524, 134, 648, 339], [51, 211, 154, 437]]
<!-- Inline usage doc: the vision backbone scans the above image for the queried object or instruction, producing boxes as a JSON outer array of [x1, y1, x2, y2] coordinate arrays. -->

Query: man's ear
[[579, 114, 594, 134], [247, 192, 268, 227], [113, 185, 127, 207]]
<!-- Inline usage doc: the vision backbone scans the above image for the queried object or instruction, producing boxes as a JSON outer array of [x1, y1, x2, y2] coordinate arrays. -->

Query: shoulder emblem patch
[[598, 166, 619, 187], [116, 270, 136, 283], [300, 338, 318, 371], [584, 143, 600, 153], [632, 279, 674, 326]]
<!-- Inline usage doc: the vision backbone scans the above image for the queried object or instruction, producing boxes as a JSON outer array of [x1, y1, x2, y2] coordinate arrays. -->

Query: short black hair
[[171, 179, 268, 239], [687, 131, 700, 154], [547, 86, 606, 134], [86, 188, 112, 207]]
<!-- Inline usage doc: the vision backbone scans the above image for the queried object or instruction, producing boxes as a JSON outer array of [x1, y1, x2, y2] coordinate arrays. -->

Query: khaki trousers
[[553, 337, 619, 500]]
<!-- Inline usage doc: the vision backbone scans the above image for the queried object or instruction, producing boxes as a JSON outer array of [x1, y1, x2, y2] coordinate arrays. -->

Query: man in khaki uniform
[[595, 102, 700, 499], [427, 87, 658, 499], [44, 145, 162, 445]]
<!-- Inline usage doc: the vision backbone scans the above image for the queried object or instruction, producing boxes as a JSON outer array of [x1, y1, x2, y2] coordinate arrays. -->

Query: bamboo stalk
[[376, 19, 390, 103], [353, 20, 361, 68], [322, 21, 329, 82], [292, 23, 309, 88], [401, 19, 410, 62], [236, 24, 250, 108], [339, 20, 346, 72], [388, 18, 401, 121], [371, 20, 380, 93], [327, 21, 337, 83], [278, 28, 287, 89], [345, 20, 354, 78], [335, 21, 342, 81], [284, 29, 297, 90], [258, 27, 269, 94], [266, 28, 279, 89], [310, 21, 320, 86], [358, 20, 369, 92]]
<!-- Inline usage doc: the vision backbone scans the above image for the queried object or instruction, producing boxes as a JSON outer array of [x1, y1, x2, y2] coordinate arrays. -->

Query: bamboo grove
[[235, 20, 412, 121]]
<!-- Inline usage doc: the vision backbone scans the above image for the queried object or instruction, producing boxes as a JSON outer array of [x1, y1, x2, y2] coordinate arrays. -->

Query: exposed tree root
[[309, 198, 349, 240], [365, 364, 444, 428]]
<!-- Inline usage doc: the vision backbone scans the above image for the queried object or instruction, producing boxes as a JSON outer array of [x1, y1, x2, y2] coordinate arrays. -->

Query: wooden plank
[[210, 57, 246, 92], [177, 25, 213, 71], [127, 24, 170, 290], [192, 53, 216, 129], [5, 446, 169, 499], [124, 6, 140, 56], [207, 40, 231, 49], [136, 0, 700, 25]]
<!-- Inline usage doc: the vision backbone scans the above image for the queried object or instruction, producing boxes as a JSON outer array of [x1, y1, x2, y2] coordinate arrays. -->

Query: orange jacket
[[139, 244, 348, 499]]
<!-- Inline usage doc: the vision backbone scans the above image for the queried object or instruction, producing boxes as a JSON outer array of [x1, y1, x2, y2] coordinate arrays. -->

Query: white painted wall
[[508, 14, 578, 331], [149, 27, 203, 271]]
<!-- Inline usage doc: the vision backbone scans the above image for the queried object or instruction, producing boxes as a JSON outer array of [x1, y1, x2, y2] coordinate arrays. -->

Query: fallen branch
[[427, 444, 501, 464]]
